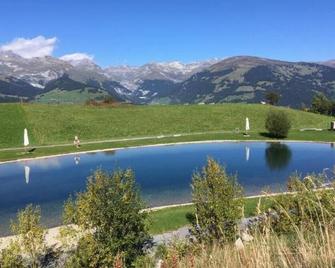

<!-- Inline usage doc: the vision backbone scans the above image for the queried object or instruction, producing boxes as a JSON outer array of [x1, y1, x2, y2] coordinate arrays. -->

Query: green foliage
[[157, 239, 199, 267], [10, 204, 46, 268], [265, 110, 291, 138], [132, 254, 155, 268], [268, 173, 335, 235], [310, 93, 335, 116], [190, 158, 244, 244], [147, 197, 272, 235], [0, 241, 24, 268], [63, 169, 152, 267], [64, 233, 117, 268], [266, 91, 280, 105]]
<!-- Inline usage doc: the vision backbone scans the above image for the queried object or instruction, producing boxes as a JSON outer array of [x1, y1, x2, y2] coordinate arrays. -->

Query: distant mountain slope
[[321, 60, 335, 68], [0, 52, 128, 103], [0, 76, 43, 100], [43, 75, 125, 102], [132, 80, 180, 104], [167, 56, 335, 107], [104, 60, 219, 89], [1, 52, 335, 106]]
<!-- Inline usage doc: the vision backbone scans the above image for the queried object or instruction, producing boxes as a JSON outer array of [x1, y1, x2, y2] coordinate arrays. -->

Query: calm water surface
[[1, 141, 335, 235]]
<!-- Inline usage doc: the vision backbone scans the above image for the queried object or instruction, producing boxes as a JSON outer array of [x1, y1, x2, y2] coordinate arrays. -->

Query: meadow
[[148, 196, 273, 234], [0, 103, 334, 161]]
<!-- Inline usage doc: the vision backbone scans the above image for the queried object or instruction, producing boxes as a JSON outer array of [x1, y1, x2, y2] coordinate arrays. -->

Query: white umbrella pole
[[245, 118, 250, 136], [24, 128, 29, 152]]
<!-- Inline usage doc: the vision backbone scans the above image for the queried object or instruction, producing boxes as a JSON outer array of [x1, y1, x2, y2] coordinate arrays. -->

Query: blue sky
[[0, 0, 334, 66]]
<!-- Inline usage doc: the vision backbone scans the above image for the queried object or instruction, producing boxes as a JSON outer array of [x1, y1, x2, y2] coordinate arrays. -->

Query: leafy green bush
[[0, 241, 24, 268], [310, 93, 335, 116], [11, 205, 46, 268], [190, 158, 244, 245], [63, 169, 152, 267], [0, 205, 46, 268], [265, 110, 291, 138]]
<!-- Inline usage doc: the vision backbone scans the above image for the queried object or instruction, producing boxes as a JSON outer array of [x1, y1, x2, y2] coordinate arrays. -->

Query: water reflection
[[103, 150, 116, 156], [265, 143, 292, 170], [245, 146, 250, 161], [74, 156, 80, 165], [24, 166, 30, 184]]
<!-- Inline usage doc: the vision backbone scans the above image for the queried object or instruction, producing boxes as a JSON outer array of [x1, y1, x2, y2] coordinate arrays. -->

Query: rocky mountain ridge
[[0, 51, 334, 106]]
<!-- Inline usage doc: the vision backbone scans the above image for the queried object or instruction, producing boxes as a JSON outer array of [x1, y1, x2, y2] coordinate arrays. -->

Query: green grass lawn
[[148, 197, 273, 234], [0, 103, 334, 161], [0, 104, 29, 148]]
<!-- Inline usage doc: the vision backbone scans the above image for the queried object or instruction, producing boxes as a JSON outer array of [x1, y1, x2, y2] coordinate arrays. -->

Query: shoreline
[[1, 137, 334, 247], [0, 191, 295, 242], [1, 138, 334, 165], [0, 188, 331, 250]]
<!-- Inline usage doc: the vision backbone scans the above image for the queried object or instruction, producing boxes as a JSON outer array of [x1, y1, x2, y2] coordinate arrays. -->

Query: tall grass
[[156, 176, 335, 268], [171, 225, 335, 267]]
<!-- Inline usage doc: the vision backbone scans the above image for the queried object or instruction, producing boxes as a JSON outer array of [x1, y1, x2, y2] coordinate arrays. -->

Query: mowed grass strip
[[2, 129, 335, 162], [0, 103, 332, 148], [148, 197, 273, 234]]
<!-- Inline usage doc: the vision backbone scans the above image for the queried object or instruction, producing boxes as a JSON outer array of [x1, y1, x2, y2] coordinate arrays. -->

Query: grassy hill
[[161, 57, 335, 107], [0, 103, 334, 160]]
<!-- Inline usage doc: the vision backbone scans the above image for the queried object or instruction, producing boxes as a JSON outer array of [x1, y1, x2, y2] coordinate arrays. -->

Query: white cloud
[[60, 53, 94, 64], [0, 36, 57, 58]]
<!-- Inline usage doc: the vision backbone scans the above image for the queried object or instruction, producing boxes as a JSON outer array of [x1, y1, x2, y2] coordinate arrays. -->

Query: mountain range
[[1, 51, 335, 107]]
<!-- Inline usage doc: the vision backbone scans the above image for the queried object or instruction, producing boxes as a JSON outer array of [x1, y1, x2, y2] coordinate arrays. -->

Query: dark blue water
[[1, 141, 335, 235]]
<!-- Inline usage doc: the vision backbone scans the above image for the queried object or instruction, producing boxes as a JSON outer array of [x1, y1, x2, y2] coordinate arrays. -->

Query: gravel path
[[153, 226, 190, 245]]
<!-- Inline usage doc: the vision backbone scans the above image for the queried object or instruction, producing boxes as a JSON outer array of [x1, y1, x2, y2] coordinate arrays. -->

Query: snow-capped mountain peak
[[0, 51, 220, 102], [104, 59, 220, 90]]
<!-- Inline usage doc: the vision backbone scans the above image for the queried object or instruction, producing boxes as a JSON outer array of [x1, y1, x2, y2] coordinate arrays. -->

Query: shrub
[[310, 93, 335, 116], [265, 110, 291, 138], [102, 96, 115, 104], [190, 158, 244, 245], [63, 169, 152, 267], [266, 91, 280, 105], [10, 204, 46, 268], [0, 241, 24, 268]]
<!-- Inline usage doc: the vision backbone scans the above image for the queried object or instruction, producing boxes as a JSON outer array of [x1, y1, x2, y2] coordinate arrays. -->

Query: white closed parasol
[[245, 117, 250, 132], [24, 128, 29, 147]]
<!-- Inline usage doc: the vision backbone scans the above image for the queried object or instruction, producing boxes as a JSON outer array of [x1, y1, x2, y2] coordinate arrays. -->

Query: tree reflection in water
[[265, 142, 292, 170]]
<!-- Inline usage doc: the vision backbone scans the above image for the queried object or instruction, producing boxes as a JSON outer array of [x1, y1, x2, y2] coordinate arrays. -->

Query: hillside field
[[0, 103, 334, 161]]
